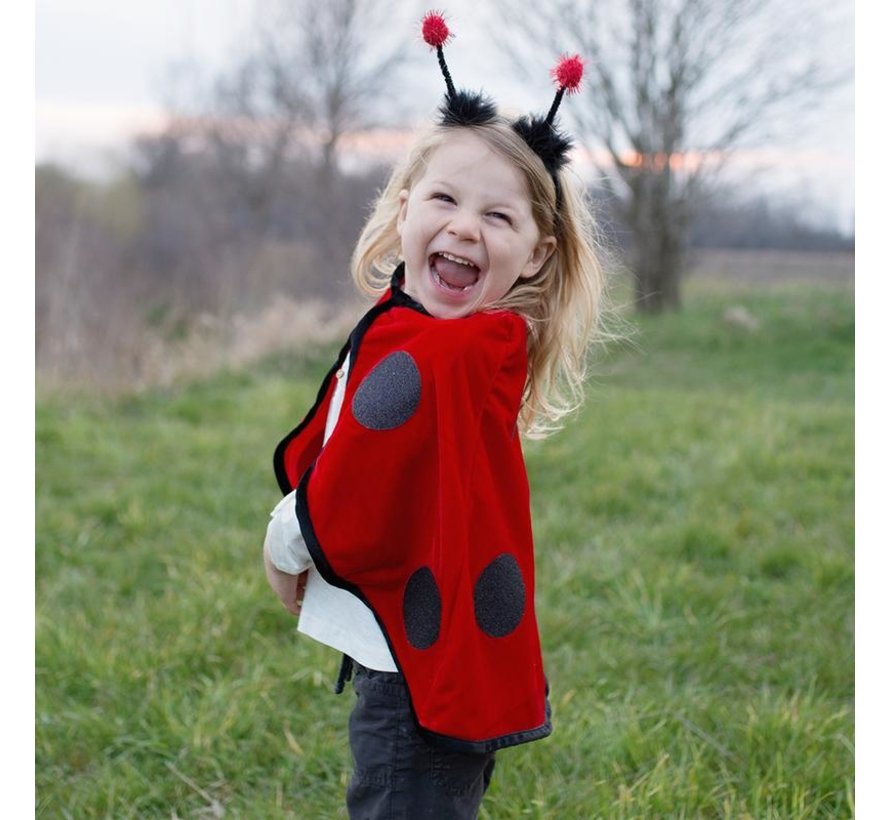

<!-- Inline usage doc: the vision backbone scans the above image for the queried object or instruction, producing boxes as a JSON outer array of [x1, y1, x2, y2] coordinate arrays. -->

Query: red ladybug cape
[[273, 267, 552, 753]]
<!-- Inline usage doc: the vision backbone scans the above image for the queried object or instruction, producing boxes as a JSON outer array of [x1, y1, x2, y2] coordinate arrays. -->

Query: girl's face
[[397, 131, 556, 320]]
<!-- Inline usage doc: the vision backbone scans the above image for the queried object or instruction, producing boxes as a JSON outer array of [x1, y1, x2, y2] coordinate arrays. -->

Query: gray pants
[[346, 663, 496, 819]]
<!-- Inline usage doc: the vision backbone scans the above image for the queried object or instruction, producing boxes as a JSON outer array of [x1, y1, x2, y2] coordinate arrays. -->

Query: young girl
[[264, 12, 605, 818]]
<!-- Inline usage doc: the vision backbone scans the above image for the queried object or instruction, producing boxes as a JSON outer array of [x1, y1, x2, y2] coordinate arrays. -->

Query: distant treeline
[[36, 135, 389, 384], [587, 187, 854, 255], [688, 194, 854, 253], [35, 132, 853, 385]]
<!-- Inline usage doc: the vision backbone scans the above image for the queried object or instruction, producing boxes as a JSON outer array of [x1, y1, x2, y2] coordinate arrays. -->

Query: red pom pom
[[422, 12, 451, 48], [552, 55, 584, 93]]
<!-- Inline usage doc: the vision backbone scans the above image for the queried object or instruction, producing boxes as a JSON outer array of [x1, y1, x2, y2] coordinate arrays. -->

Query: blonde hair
[[351, 119, 607, 438]]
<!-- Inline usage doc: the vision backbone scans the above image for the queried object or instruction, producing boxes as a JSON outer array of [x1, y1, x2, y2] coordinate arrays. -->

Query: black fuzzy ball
[[511, 115, 574, 175], [439, 90, 499, 127]]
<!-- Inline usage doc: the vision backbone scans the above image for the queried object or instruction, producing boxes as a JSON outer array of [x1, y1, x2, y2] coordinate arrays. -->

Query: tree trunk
[[633, 235, 683, 313], [627, 167, 686, 314]]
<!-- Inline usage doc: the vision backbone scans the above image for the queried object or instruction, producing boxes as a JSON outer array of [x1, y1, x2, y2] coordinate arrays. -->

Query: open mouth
[[429, 252, 481, 292]]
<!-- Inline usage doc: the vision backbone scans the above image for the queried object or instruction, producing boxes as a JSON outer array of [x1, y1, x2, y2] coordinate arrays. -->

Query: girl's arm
[[263, 544, 308, 615], [264, 490, 312, 615]]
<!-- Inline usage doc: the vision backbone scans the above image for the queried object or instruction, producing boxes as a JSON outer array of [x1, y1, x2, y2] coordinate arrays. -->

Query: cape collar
[[389, 262, 431, 316]]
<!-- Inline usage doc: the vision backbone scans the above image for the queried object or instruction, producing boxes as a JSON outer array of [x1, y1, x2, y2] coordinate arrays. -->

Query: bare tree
[[203, 0, 414, 207], [130, 0, 417, 315], [491, 0, 849, 312]]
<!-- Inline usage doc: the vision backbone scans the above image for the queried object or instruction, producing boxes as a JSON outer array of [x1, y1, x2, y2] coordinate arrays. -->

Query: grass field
[[36, 267, 854, 818]]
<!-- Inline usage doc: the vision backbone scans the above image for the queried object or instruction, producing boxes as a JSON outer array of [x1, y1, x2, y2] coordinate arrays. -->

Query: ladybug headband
[[421, 11, 584, 207]]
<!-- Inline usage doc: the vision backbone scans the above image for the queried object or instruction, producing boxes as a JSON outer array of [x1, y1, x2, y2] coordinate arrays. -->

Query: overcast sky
[[35, 0, 855, 230]]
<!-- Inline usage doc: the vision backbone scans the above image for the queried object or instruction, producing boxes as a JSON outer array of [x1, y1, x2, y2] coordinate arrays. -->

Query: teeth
[[438, 252, 477, 268]]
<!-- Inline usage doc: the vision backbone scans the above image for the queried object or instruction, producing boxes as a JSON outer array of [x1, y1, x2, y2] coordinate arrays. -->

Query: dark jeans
[[346, 663, 496, 819]]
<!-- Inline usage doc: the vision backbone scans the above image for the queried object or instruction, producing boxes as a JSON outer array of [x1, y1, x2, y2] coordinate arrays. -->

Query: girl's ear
[[520, 236, 557, 280], [396, 189, 410, 236]]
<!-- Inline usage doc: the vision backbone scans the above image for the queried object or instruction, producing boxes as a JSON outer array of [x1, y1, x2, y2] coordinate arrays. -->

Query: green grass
[[36, 277, 853, 818]]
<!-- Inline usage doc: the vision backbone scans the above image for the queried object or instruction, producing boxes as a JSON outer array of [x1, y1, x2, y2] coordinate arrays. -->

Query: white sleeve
[[264, 490, 313, 575]]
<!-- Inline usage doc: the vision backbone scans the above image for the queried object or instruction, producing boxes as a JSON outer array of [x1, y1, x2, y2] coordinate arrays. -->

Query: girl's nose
[[447, 210, 481, 241]]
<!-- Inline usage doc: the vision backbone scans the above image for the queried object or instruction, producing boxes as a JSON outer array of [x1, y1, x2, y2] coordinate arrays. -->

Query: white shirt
[[264, 353, 397, 672]]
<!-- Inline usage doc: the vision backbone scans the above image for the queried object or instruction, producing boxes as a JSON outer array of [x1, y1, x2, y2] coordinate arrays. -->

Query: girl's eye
[[433, 193, 455, 203], [489, 211, 512, 224]]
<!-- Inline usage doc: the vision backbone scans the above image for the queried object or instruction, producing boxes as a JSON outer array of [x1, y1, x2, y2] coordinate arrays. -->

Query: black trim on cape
[[273, 264, 424, 494]]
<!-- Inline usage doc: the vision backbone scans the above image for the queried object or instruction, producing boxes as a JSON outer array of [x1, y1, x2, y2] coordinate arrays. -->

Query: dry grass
[[689, 249, 854, 286], [35, 249, 855, 396], [37, 295, 367, 395], [132, 297, 365, 388]]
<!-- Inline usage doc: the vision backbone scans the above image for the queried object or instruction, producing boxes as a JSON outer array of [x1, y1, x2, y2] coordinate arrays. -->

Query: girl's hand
[[264, 542, 309, 615]]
